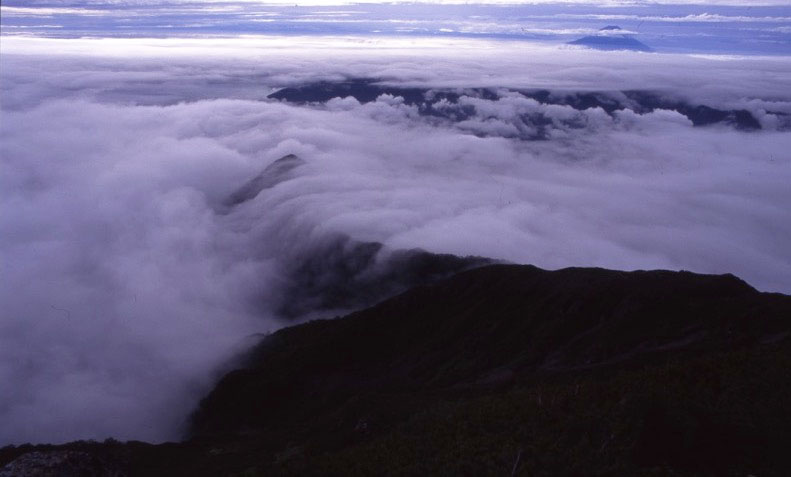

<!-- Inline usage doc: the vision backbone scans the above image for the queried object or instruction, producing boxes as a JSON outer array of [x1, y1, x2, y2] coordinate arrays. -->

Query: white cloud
[[7, 1, 791, 6], [1, 6, 111, 16], [1, 35, 790, 446], [548, 12, 791, 22]]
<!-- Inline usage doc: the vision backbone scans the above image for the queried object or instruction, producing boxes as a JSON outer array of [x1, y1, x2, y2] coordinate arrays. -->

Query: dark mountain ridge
[[191, 264, 789, 437], [3, 264, 790, 475], [268, 79, 762, 133]]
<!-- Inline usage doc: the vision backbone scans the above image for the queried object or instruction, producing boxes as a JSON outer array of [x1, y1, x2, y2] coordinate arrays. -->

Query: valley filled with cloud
[[1, 34, 790, 446]]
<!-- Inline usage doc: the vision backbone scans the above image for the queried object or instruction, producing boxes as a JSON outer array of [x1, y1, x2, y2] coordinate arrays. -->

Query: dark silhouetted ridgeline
[[268, 80, 763, 133], [3, 264, 791, 476]]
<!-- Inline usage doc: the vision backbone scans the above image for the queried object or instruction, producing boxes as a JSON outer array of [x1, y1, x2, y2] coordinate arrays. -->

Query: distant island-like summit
[[569, 26, 653, 52]]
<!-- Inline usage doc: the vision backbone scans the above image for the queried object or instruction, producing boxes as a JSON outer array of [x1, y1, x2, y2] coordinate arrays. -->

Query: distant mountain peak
[[569, 27, 653, 52]]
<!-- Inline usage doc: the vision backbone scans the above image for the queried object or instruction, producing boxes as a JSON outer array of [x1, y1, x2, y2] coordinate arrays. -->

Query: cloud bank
[[4, 1, 790, 6], [1, 36, 790, 446], [3, 2, 790, 57]]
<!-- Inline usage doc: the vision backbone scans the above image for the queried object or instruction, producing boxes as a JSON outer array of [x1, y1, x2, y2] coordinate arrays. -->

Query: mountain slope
[[184, 264, 791, 475], [192, 264, 789, 436], [3, 264, 790, 475]]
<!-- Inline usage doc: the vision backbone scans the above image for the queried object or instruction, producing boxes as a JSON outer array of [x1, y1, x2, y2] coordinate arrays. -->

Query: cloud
[[0, 6, 111, 16], [4, 1, 791, 6], [4, 36, 791, 103], [1, 36, 790, 446], [3, 2, 790, 58], [549, 12, 791, 23]]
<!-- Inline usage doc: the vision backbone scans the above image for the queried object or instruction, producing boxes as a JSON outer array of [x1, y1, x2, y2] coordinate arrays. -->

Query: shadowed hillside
[[3, 264, 790, 475], [193, 265, 788, 432]]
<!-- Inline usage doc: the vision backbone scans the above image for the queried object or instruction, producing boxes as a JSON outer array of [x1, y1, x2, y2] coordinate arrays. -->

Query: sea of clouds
[[1, 35, 790, 445]]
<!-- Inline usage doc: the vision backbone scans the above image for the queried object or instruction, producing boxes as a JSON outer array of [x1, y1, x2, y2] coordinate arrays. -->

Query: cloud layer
[[3, 2, 791, 56], [1, 37, 790, 445]]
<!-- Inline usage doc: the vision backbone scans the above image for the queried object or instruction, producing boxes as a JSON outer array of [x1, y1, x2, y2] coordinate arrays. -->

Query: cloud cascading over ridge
[[1, 36, 790, 446]]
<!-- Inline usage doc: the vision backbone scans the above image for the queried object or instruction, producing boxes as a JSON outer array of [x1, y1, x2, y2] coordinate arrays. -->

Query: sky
[[1, 0, 790, 448], [3, 1, 791, 54], [3, 0, 790, 5]]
